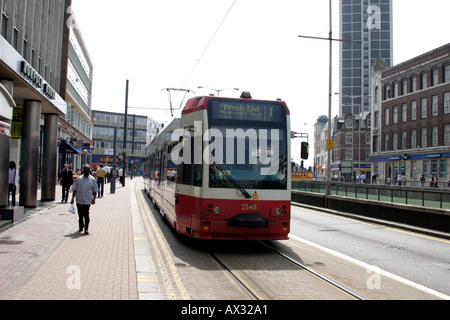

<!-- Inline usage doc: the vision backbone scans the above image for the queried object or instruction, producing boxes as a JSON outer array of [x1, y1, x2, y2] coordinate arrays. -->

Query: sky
[[70, 0, 450, 167]]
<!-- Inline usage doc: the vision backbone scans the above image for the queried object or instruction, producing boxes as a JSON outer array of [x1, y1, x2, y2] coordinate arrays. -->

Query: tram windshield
[[207, 99, 288, 190]]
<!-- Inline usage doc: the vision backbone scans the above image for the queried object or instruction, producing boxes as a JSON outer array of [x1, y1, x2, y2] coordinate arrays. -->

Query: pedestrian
[[430, 176, 434, 187], [434, 176, 438, 188], [104, 164, 111, 184], [95, 163, 107, 198], [70, 164, 98, 234], [419, 175, 425, 187], [110, 165, 118, 194], [58, 164, 74, 203], [8, 161, 18, 207], [118, 167, 124, 186]]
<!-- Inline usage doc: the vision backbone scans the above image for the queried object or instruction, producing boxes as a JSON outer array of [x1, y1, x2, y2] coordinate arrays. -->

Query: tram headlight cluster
[[271, 205, 288, 217], [207, 203, 221, 214]]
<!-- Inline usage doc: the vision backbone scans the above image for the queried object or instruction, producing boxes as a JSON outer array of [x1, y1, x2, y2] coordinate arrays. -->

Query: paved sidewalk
[[0, 179, 139, 300]]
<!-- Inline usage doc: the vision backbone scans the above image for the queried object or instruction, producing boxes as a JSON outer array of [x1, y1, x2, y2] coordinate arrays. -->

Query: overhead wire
[[131, 0, 238, 124], [180, 0, 238, 89]]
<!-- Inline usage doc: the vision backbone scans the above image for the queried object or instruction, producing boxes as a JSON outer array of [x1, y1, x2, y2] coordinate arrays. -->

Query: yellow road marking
[[135, 182, 191, 300]]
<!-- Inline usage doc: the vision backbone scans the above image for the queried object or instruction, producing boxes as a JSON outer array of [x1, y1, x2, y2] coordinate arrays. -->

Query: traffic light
[[301, 142, 309, 160]]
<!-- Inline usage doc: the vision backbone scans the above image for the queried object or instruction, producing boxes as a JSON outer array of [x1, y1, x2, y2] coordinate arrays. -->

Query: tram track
[[209, 241, 367, 300], [258, 241, 367, 300]]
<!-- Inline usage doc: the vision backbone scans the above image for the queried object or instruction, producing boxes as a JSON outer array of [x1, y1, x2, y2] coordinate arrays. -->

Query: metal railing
[[292, 180, 450, 210]]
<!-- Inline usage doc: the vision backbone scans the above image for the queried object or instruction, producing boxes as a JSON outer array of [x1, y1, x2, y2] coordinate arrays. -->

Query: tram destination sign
[[212, 101, 283, 122]]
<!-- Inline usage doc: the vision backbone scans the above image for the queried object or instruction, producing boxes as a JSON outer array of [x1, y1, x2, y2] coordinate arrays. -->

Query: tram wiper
[[211, 163, 252, 199]]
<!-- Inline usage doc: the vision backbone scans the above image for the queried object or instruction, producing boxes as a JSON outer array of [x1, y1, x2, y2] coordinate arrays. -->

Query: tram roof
[[182, 94, 290, 116]]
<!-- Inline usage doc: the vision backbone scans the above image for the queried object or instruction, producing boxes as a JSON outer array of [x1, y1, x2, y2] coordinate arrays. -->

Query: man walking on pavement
[[71, 164, 98, 234], [95, 163, 107, 198], [58, 164, 73, 202]]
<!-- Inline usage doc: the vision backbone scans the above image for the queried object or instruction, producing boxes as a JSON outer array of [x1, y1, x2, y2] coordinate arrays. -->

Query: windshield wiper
[[211, 163, 252, 199]]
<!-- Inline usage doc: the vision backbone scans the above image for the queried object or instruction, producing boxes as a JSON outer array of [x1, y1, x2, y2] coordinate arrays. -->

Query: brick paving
[[0, 180, 138, 300]]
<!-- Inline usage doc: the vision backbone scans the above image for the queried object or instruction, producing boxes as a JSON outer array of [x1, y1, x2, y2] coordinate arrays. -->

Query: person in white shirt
[[118, 167, 124, 186], [71, 164, 98, 234], [8, 161, 18, 206]]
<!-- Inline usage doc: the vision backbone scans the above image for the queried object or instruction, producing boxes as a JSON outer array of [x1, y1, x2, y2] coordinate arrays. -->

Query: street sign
[[326, 139, 335, 151]]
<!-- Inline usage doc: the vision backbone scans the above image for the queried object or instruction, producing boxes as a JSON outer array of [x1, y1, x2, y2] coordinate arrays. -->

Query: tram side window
[[178, 137, 202, 187]]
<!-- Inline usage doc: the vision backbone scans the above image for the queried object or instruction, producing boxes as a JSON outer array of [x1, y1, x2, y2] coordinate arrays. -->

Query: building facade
[[314, 115, 329, 180], [92, 110, 160, 176], [331, 113, 371, 181], [370, 43, 450, 186], [339, 0, 392, 115], [59, 11, 94, 171], [0, 0, 71, 207]]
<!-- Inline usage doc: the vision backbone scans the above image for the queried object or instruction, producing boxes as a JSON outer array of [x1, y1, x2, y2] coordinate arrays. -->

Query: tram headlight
[[213, 206, 221, 214], [275, 208, 282, 215]]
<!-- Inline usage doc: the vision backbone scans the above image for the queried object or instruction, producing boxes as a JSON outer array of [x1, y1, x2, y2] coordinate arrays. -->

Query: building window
[[432, 69, 439, 86], [402, 80, 408, 95], [411, 101, 417, 120], [13, 28, 18, 50], [445, 65, 450, 83], [393, 83, 398, 98], [393, 132, 398, 151], [384, 134, 390, 151], [421, 72, 428, 90], [345, 149, 352, 161], [384, 108, 389, 125], [393, 106, 398, 124], [432, 160, 439, 178], [411, 161, 417, 179], [346, 133, 353, 144], [445, 125, 450, 146], [423, 160, 430, 178], [411, 76, 417, 92], [402, 131, 407, 150], [384, 85, 390, 100], [444, 92, 450, 114], [1, 14, 7, 38], [374, 111, 379, 128], [432, 126, 438, 147], [402, 104, 407, 122], [421, 98, 427, 119], [411, 129, 417, 149], [375, 86, 379, 103], [346, 119, 353, 129], [441, 160, 448, 179], [421, 128, 427, 148], [432, 95, 438, 116]]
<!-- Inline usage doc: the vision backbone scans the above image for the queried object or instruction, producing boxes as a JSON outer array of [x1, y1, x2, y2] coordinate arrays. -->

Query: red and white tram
[[143, 93, 291, 240]]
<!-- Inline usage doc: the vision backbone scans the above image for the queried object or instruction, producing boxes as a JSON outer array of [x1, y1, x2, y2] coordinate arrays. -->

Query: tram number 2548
[[241, 204, 257, 211]]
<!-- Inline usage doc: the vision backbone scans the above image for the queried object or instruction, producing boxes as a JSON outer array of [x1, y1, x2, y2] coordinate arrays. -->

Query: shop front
[[0, 37, 67, 207]]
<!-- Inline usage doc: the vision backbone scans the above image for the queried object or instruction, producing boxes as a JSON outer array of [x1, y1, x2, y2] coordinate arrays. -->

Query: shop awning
[[59, 140, 80, 154]]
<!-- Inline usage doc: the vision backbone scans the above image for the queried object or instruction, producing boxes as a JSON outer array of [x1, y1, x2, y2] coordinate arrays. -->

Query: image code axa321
[[143, 93, 291, 240]]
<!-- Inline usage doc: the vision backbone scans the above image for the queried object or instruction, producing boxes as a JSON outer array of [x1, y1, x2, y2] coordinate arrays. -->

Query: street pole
[[123, 80, 129, 187], [326, 0, 333, 198]]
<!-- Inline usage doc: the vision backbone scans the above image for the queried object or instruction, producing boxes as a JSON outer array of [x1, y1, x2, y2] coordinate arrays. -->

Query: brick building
[[370, 43, 450, 185]]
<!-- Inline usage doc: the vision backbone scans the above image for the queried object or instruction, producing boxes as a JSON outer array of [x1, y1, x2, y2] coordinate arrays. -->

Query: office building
[[92, 110, 160, 176], [339, 0, 393, 115], [58, 10, 94, 171], [0, 0, 71, 207]]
